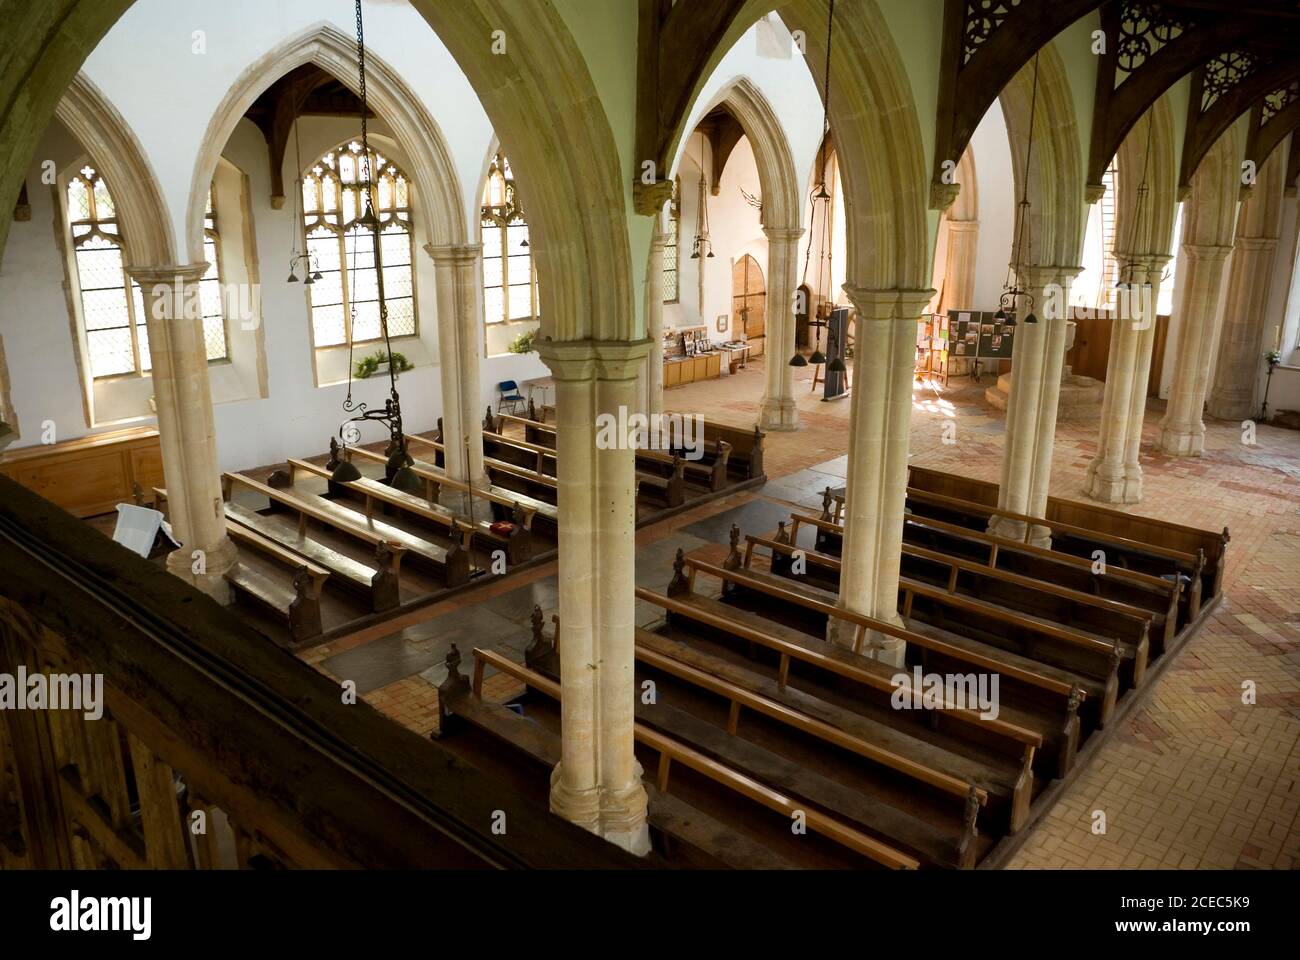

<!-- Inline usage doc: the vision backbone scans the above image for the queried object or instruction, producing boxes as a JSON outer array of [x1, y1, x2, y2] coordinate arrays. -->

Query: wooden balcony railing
[[0, 475, 641, 870]]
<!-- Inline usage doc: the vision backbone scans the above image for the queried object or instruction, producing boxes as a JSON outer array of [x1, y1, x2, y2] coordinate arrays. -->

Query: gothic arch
[[1182, 123, 1244, 249], [999, 43, 1085, 269], [54, 73, 174, 269], [189, 22, 466, 265], [661, 0, 931, 293], [688, 77, 802, 233]]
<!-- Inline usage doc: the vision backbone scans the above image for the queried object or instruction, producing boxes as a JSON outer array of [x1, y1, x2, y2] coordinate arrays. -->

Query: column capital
[[1182, 243, 1233, 262], [127, 262, 209, 286], [536, 338, 651, 382], [1235, 235, 1279, 253], [1014, 264, 1083, 289], [423, 242, 482, 264], [763, 226, 804, 243], [842, 286, 936, 321]]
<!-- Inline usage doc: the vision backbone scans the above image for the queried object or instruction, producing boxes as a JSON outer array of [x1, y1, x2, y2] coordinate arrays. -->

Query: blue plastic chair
[[497, 380, 526, 414]]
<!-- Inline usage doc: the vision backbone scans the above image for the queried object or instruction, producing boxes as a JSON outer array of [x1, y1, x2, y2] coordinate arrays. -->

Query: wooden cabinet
[[0, 426, 165, 518], [662, 353, 724, 390]]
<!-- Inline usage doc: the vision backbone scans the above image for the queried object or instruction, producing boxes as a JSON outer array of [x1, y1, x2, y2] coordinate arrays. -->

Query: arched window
[[302, 141, 417, 347], [663, 177, 680, 303], [480, 151, 539, 324], [66, 166, 228, 378]]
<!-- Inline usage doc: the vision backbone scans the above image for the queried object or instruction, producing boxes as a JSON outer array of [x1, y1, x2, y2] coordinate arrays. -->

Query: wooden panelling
[[0, 426, 163, 518], [1065, 309, 1170, 396]]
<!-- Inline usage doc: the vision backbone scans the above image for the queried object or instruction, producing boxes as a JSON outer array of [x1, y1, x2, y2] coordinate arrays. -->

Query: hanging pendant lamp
[[995, 53, 1044, 329], [329, 0, 419, 500]]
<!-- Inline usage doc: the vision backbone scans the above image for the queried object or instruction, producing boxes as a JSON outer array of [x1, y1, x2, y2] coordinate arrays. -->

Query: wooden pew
[[900, 485, 1206, 615], [407, 433, 561, 509], [343, 445, 538, 564], [802, 504, 1183, 644], [284, 458, 473, 587], [221, 472, 473, 590], [157, 484, 403, 614], [698, 422, 764, 481], [723, 534, 1123, 726], [483, 430, 558, 476], [222, 523, 328, 644], [436, 637, 798, 869], [782, 516, 1154, 685], [907, 464, 1230, 604], [499, 409, 728, 493], [226, 501, 400, 613], [461, 646, 921, 869], [654, 549, 1082, 779]]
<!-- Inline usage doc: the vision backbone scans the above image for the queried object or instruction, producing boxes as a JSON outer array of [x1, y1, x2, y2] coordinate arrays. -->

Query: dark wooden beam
[[1087, 2, 1258, 194], [932, 0, 1101, 209], [635, 0, 750, 213], [1180, 53, 1300, 194], [1244, 80, 1300, 181], [699, 108, 746, 195], [1287, 127, 1300, 195]]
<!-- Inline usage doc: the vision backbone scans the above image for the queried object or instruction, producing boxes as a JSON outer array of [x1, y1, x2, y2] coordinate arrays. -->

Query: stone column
[[537, 338, 651, 856], [1208, 235, 1279, 420], [1159, 244, 1233, 454], [828, 288, 934, 665], [130, 264, 237, 601], [1083, 256, 1171, 504], [938, 219, 979, 315], [989, 265, 1079, 547], [426, 243, 490, 509], [759, 226, 804, 431], [644, 219, 667, 417]]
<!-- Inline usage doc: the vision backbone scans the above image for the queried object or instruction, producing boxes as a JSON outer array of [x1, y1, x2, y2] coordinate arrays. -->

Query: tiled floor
[[305, 359, 1300, 869]]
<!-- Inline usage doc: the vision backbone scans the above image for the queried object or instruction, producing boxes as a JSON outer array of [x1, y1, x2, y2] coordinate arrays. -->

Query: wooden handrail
[[407, 434, 558, 489], [0, 474, 639, 869], [472, 647, 921, 869]]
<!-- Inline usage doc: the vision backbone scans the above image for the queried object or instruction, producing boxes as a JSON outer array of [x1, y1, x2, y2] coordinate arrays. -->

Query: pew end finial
[[668, 548, 690, 597], [525, 605, 553, 666], [725, 524, 743, 570]]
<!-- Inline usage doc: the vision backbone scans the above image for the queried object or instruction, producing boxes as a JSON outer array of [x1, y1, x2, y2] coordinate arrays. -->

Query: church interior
[[0, 0, 1297, 876]]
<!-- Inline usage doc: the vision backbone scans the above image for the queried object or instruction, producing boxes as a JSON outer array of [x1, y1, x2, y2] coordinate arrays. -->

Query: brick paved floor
[[310, 359, 1300, 869]]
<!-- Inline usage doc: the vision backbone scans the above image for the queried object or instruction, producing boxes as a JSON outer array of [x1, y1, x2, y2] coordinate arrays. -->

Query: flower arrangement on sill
[[1264, 350, 1282, 367], [355, 350, 414, 380], [507, 328, 537, 355]]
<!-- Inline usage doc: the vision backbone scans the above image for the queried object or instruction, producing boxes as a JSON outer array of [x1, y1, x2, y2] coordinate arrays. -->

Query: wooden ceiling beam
[[1180, 54, 1300, 194], [634, 0, 751, 214], [1244, 81, 1300, 185], [932, 0, 1101, 209]]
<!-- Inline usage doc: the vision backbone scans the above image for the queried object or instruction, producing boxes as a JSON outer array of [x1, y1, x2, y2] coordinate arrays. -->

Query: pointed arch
[[188, 22, 465, 266], [54, 73, 173, 269], [689, 77, 802, 233]]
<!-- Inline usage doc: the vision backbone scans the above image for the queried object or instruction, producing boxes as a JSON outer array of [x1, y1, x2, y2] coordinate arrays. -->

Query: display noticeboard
[[947, 309, 1016, 361]]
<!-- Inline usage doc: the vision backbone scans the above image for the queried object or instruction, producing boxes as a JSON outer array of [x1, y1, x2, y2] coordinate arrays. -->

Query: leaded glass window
[[302, 141, 417, 347], [480, 151, 539, 324], [663, 177, 679, 303]]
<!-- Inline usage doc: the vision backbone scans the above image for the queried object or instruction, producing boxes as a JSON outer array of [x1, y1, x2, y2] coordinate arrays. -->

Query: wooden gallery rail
[[0, 475, 641, 870]]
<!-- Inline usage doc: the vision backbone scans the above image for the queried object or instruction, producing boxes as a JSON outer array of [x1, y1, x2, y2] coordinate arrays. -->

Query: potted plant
[[507, 328, 537, 355], [355, 349, 414, 380]]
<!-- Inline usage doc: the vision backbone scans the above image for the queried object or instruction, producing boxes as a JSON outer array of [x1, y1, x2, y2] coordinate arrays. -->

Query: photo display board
[[947, 309, 1016, 360]]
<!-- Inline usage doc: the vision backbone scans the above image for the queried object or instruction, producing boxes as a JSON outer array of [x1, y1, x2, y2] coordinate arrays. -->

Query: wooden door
[[732, 255, 766, 353], [795, 283, 812, 348]]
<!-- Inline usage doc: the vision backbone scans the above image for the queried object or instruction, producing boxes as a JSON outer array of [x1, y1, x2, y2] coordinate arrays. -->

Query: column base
[[826, 616, 907, 667], [987, 515, 1052, 549], [166, 536, 237, 604], [549, 763, 652, 857], [759, 396, 799, 432], [1083, 459, 1143, 504], [1158, 423, 1205, 457]]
